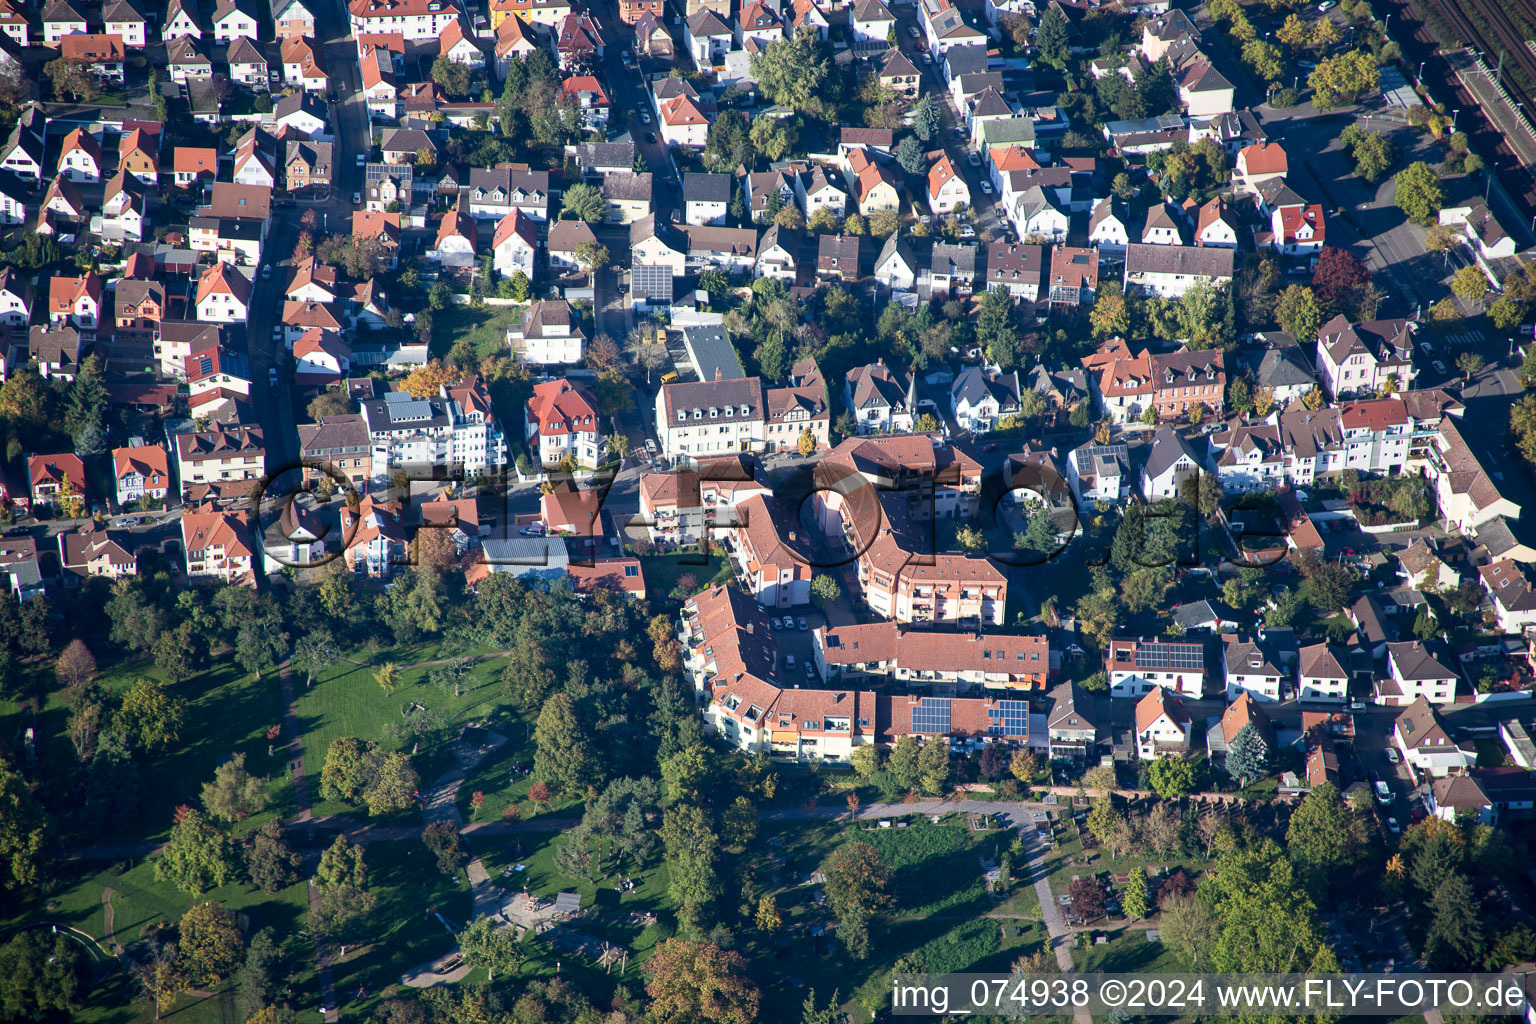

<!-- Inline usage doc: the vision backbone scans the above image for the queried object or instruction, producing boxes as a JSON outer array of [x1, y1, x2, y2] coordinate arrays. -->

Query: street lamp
[[1418, 60, 1426, 81], [1452, 108, 1459, 130]]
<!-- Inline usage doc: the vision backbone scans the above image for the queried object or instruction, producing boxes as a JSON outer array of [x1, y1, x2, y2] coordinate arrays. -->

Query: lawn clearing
[[431, 303, 526, 362]]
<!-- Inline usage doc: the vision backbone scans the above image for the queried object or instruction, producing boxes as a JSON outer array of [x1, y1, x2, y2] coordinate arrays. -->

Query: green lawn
[[325, 839, 472, 1020], [636, 552, 734, 603], [295, 649, 524, 819], [6, 652, 294, 847], [1071, 927, 1184, 972], [746, 816, 1037, 1022], [430, 303, 526, 362], [0, 854, 312, 1024]]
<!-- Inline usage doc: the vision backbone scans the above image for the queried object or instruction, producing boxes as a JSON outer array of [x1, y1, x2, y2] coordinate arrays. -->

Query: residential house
[[1149, 348, 1225, 422], [340, 496, 407, 575], [490, 209, 537, 277], [1194, 196, 1239, 247], [1088, 197, 1130, 253], [526, 377, 600, 466], [439, 17, 484, 65], [1222, 633, 1285, 702], [507, 299, 586, 366], [1123, 243, 1235, 299], [282, 35, 329, 90], [58, 129, 102, 183], [1297, 642, 1350, 701], [879, 48, 922, 97], [631, 214, 687, 277], [658, 91, 710, 149], [1013, 185, 1068, 241], [0, 119, 42, 181], [816, 233, 861, 282], [117, 128, 159, 186], [928, 155, 970, 213], [1479, 559, 1536, 633], [0, 268, 30, 326], [1045, 245, 1099, 310], [1140, 426, 1204, 501], [182, 507, 255, 584], [167, 36, 214, 82], [1141, 203, 1184, 245], [1206, 690, 1272, 762], [1380, 640, 1458, 706], [41, 0, 87, 44], [684, 172, 732, 226], [1135, 687, 1192, 759], [48, 272, 101, 331], [684, 9, 731, 65], [873, 234, 918, 292], [1430, 418, 1519, 534], [347, 0, 462, 40], [1235, 141, 1287, 191], [1046, 681, 1099, 759], [173, 147, 219, 188], [27, 452, 86, 508], [163, 0, 205, 39], [1108, 637, 1206, 698], [555, 11, 603, 68], [986, 241, 1044, 301], [796, 165, 849, 220], [285, 140, 333, 197], [755, 224, 800, 281], [429, 207, 477, 267], [548, 219, 597, 272], [845, 360, 916, 434], [1393, 697, 1475, 777], [112, 444, 170, 505], [928, 242, 978, 300], [1314, 314, 1416, 398], [465, 167, 550, 221], [602, 172, 653, 225], [950, 366, 1021, 432], [297, 415, 372, 491], [195, 262, 251, 323], [60, 528, 137, 582], [60, 34, 126, 82], [0, 0, 28, 44], [28, 326, 82, 379], [275, 0, 316, 37], [212, 0, 259, 41], [848, 149, 900, 216], [103, 0, 147, 44], [633, 11, 672, 56]]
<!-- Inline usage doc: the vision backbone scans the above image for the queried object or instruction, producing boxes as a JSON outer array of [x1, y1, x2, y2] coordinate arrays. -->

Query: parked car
[[804, 662, 815, 679], [261, 264, 272, 279], [640, 111, 651, 124], [797, 616, 808, 631], [1374, 780, 1392, 805], [1317, 1, 1335, 10], [907, 24, 920, 37], [352, 191, 362, 205], [356, 153, 368, 166], [786, 654, 796, 669], [520, 524, 545, 536], [980, 180, 994, 194], [645, 438, 658, 453], [1385, 816, 1401, 833], [1385, 748, 1401, 765], [967, 152, 982, 167]]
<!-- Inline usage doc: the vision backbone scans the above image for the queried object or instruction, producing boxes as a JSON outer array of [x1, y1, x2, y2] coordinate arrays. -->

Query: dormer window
[[710, 408, 718, 418], [677, 410, 686, 421], [693, 409, 702, 419]]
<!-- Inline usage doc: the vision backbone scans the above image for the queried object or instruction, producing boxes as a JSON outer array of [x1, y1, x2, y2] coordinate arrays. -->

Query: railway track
[[1443, 0, 1536, 130]]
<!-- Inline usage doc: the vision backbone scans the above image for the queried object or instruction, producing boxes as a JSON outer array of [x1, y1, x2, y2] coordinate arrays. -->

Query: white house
[[58, 129, 102, 183], [491, 209, 537, 277], [194, 262, 251, 323], [1380, 641, 1457, 706], [684, 10, 731, 65], [1478, 559, 1536, 633], [1297, 643, 1349, 702], [508, 299, 586, 366], [950, 366, 1021, 432], [1393, 698, 1475, 778], [212, 0, 259, 42], [1123, 243, 1235, 299], [1134, 687, 1191, 759], [928, 155, 970, 214], [1107, 637, 1205, 698], [1222, 635, 1284, 702], [1140, 427, 1203, 501], [1088, 197, 1129, 253]]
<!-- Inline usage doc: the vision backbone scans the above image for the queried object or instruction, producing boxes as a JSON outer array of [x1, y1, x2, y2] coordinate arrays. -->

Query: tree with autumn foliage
[[822, 840, 892, 959], [1310, 246, 1371, 305], [646, 937, 760, 1024], [401, 359, 457, 398]]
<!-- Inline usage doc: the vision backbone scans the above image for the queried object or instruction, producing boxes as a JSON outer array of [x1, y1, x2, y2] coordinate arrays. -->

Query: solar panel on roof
[[987, 699, 1029, 736], [911, 697, 950, 735], [390, 399, 432, 422], [198, 356, 213, 376], [1133, 642, 1203, 670]]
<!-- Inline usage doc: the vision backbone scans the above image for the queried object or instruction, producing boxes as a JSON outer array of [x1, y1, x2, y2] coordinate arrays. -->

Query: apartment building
[[637, 455, 773, 545], [174, 425, 266, 491], [1314, 315, 1417, 398], [182, 507, 256, 585], [816, 622, 1049, 692], [725, 494, 814, 608], [361, 381, 506, 484]]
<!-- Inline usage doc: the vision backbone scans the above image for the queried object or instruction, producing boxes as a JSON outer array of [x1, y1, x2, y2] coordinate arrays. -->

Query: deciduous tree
[[457, 916, 525, 980], [178, 901, 244, 987], [245, 819, 302, 893], [646, 938, 759, 1024], [201, 753, 269, 823], [155, 808, 232, 894], [1394, 161, 1444, 226]]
